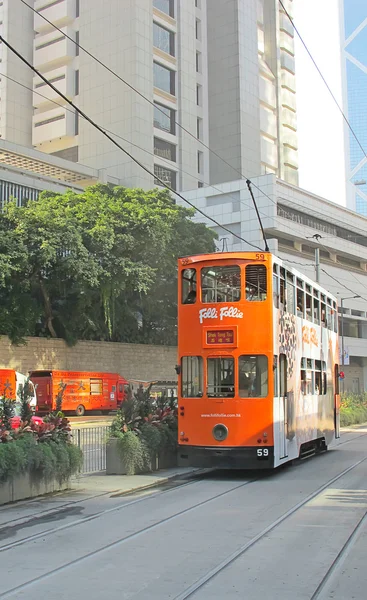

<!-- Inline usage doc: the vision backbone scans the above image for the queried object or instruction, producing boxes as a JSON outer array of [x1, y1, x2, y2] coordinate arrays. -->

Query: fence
[[72, 426, 111, 474]]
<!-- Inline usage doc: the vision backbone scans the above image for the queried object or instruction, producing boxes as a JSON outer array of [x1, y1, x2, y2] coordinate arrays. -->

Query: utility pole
[[315, 248, 320, 283], [341, 297, 345, 394], [339, 294, 361, 394]]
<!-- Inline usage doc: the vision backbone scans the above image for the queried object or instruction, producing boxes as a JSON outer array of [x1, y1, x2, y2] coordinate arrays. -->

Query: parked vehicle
[[30, 370, 129, 416], [0, 369, 40, 429]]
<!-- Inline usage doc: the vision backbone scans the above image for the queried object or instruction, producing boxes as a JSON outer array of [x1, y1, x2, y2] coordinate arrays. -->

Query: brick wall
[[0, 337, 178, 382]]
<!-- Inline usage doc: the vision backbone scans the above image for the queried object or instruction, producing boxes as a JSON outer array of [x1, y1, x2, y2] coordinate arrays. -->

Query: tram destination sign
[[206, 329, 234, 345]]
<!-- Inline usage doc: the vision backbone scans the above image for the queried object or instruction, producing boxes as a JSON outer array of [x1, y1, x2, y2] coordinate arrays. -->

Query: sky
[[293, 0, 349, 207]]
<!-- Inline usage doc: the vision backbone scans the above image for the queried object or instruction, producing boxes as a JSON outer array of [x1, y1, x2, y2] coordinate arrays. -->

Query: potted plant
[[107, 385, 178, 475]]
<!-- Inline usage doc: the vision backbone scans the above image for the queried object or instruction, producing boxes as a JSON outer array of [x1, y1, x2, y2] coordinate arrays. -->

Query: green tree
[[0, 185, 216, 345]]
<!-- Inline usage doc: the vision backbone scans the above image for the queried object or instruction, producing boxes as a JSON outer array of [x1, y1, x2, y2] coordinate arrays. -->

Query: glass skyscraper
[[344, 0, 367, 214]]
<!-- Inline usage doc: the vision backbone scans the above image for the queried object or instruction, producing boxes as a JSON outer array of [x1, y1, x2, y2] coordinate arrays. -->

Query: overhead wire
[[20, 0, 363, 243], [0, 34, 264, 251], [1, 70, 271, 243], [278, 0, 367, 160], [19, 0, 367, 264], [19, 0, 271, 187]]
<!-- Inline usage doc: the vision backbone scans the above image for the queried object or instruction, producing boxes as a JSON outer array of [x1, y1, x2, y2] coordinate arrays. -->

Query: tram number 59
[[257, 448, 269, 459]]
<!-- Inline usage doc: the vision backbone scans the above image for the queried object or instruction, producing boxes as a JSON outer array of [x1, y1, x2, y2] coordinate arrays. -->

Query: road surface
[[0, 428, 366, 599]]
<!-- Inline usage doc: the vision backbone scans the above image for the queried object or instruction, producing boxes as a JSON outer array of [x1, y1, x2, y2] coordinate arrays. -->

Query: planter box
[[106, 438, 177, 475], [0, 473, 70, 506]]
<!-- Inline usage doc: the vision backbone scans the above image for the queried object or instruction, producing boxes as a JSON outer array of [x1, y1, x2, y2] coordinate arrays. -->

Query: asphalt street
[[0, 428, 366, 599]]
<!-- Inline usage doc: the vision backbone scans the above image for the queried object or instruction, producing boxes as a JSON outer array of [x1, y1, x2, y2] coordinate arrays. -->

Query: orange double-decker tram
[[177, 252, 340, 469]]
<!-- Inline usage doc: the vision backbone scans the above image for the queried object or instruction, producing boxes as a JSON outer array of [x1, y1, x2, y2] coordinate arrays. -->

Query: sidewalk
[[71, 466, 203, 497]]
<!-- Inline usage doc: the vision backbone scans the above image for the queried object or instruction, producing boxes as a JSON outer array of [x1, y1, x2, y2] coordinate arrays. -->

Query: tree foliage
[[0, 184, 216, 345]]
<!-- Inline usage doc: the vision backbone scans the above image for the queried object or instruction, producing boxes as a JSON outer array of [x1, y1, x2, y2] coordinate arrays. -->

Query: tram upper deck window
[[207, 357, 234, 397], [246, 264, 267, 301], [181, 356, 203, 397], [182, 268, 197, 304], [239, 355, 268, 398], [296, 279, 304, 318], [201, 266, 240, 303]]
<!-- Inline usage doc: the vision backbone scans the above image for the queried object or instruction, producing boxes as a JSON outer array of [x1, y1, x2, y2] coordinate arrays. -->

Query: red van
[[30, 370, 129, 416]]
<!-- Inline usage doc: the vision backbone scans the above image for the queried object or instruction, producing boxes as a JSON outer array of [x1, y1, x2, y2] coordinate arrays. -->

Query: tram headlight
[[212, 424, 228, 442]]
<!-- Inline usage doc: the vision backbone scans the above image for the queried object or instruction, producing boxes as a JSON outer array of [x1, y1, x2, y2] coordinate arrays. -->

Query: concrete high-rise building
[[342, 0, 367, 215], [208, 0, 298, 186], [0, 0, 298, 192]]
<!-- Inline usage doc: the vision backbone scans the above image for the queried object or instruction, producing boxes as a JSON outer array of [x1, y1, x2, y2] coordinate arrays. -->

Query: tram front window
[[201, 266, 240, 303], [207, 357, 234, 397], [239, 355, 268, 398]]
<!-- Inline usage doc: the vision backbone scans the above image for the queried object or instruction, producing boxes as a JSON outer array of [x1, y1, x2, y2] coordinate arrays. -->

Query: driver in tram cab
[[222, 367, 235, 396]]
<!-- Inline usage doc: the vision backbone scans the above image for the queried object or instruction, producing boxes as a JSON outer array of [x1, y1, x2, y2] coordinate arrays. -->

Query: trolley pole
[[315, 248, 320, 283]]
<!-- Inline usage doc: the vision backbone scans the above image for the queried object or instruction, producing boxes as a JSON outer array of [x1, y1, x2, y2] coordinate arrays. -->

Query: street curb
[[71, 467, 210, 499], [0, 468, 209, 532]]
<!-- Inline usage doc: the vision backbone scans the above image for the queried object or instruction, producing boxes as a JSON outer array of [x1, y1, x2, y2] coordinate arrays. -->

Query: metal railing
[[72, 426, 111, 474]]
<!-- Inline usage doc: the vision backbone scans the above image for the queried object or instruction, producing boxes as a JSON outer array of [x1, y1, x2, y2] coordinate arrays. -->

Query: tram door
[[279, 354, 288, 458]]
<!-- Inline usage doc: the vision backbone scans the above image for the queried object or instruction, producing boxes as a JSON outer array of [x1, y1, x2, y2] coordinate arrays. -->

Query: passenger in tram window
[[184, 288, 196, 304], [246, 286, 256, 301]]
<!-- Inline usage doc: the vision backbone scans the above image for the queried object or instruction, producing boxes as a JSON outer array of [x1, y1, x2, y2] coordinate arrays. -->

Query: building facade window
[[196, 84, 202, 106], [196, 52, 201, 73], [153, 0, 174, 18], [154, 164, 177, 190], [0, 180, 40, 209], [34, 114, 65, 127], [153, 22, 175, 56], [75, 31, 79, 56], [197, 117, 202, 140], [153, 62, 175, 95], [196, 19, 201, 40], [197, 151, 203, 174], [154, 102, 175, 134], [154, 137, 176, 162], [75, 70, 79, 95]]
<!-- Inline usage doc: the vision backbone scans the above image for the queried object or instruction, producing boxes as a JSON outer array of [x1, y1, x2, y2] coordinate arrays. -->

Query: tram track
[[0, 451, 365, 598], [0, 473, 257, 556], [173, 454, 367, 600], [1, 432, 364, 555], [310, 508, 367, 599]]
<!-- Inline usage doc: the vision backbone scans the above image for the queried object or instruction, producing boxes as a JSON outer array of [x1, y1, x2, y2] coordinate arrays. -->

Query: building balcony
[[281, 106, 297, 130], [281, 88, 297, 111], [281, 69, 296, 93], [279, 31, 294, 55], [34, 27, 76, 72], [34, 0, 76, 34], [283, 144, 298, 168], [282, 126, 298, 149], [280, 51, 295, 74], [259, 75, 276, 109], [260, 106, 277, 139], [279, 12, 294, 36], [33, 66, 76, 109], [32, 106, 77, 146], [261, 136, 278, 169]]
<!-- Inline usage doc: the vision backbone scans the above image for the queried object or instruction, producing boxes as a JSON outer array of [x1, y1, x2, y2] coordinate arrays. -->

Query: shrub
[[0, 434, 83, 484], [340, 393, 367, 427], [116, 431, 145, 476], [109, 385, 178, 474]]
